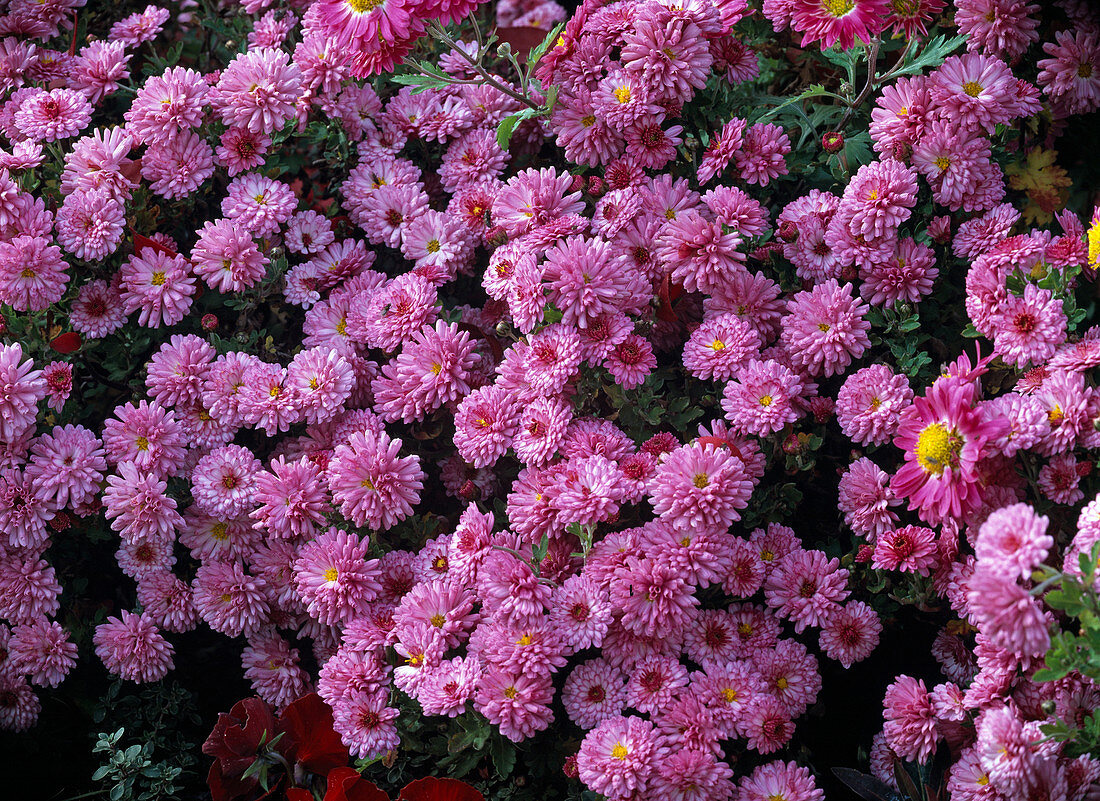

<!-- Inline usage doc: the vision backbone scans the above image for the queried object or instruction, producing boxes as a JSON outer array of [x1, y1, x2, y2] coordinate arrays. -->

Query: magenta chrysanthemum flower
[[610, 555, 699, 637], [210, 47, 302, 135], [141, 131, 214, 200], [956, 0, 1040, 61], [740, 760, 824, 801], [286, 346, 355, 426], [780, 279, 870, 377], [1037, 31, 1100, 116], [818, 600, 881, 669], [873, 525, 939, 575], [577, 715, 663, 799], [136, 571, 197, 634], [102, 399, 186, 477], [882, 675, 938, 762], [250, 455, 328, 540], [93, 611, 175, 683], [562, 658, 627, 730], [967, 567, 1050, 658], [836, 159, 918, 240], [989, 284, 1067, 368], [891, 374, 1007, 524], [721, 358, 804, 437], [124, 66, 208, 145], [763, 549, 850, 633], [69, 278, 128, 338], [836, 364, 913, 447], [859, 237, 938, 307], [327, 429, 424, 530], [930, 53, 1028, 133], [542, 235, 648, 329], [658, 210, 746, 296], [492, 167, 585, 239], [647, 442, 754, 531], [294, 528, 382, 626]]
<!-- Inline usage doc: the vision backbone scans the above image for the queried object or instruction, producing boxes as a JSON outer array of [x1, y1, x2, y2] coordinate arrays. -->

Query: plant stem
[[836, 38, 880, 132], [426, 21, 542, 110]]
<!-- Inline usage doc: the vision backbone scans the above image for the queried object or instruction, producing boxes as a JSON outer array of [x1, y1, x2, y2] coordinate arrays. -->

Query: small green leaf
[[496, 113, 521, 150]]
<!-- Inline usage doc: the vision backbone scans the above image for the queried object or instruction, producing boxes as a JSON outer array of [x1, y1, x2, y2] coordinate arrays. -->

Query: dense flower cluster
[[1, 0, 1099, 798]]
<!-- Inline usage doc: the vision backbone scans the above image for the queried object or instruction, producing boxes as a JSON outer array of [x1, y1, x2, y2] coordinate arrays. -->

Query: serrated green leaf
[[527, 22, 564, 68], [497, 113, 521, 150]]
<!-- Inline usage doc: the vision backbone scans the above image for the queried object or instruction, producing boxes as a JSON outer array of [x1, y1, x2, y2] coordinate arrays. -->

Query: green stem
[[836, 37, 880, 132], [427, 21, 542, 110]]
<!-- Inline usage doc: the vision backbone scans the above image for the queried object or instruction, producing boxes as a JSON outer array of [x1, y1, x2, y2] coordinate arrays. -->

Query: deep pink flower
[[780, 280, 871, 377], [763, 549, 849, 633], [576, 715, 664, 799], [327, 429, 423, 531], [882, 675, 939, 762], [93, 611, 174, 683], [647, 442, 754, 532], [295, 529, 382, 626]]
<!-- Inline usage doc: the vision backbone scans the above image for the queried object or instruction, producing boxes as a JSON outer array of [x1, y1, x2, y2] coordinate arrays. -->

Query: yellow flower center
[[611, 743, 629, 760], [822, 0, 854, 16], [711, 339, 725, 351], [430, 613, 446, 627], [20, 267, 34, 278], [760, 395, 773, 407], [934, 155, 951, 171], [693, 473, 709, 488], [776, 677, 789, 690], [581, 114, 596, 127], [915, 422, 962, 476], [1048, 404, 1064, 425], [721, 687, 738, 703], [867, 189, 878, 201], [613, 86, 632, 104], [135, 436, 149, 451], [426, 239, 441, 253], [817, 322, 831, 332], [504, 686, 518, 699], [516, 634, 533, 646], [151, 271, 166, 286], [361, 477, 375, 489], [1079, 63, 1094, 79], [324, 567, 339, 582], [962, 81, 983, 97], [430, 362, 442, 375], [211, 522, 229, 541], [870, 397, 882, 410]]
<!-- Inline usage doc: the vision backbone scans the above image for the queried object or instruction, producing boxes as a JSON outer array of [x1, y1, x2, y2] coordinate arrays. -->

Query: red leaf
[[131, 229, 176, 258], [287, 789, 315, 801], [398, 777, 484, 801], [496, 26, 549, 60], [279, 693, 348, 775], [323, 767, 390, 801], [695, 435, 744, 461], [655, 274, 679, 323], [49, 332, 81, 354]]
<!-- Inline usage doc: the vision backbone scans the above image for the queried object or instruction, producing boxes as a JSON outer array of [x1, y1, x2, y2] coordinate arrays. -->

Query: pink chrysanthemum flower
[[294, 529, 382, 626], [284, 210, 334, 256], [215, 126, 271, 176], [611, 555, 698, 637], [1037, 31, 1100, 116], [141, 131, 214, 200], [562, 658, 627, 730], [975, 503, 1051, 580], [492, 167, 585, 239], [210, 47, 302, 135], [763, 549, 850, 633], [720, 358, 804, 437], [873, 525, 939, 575], [109, 5, 169, 45], [836, 159, 918, 240], [542, 235, 648, 329], [658, 210, 746, 296], [577, 715, 663, 799], [1038, 453, 1085, 505], [550, 575, 613, 652], [739, 760, 824, 801], [102, 462, 183, 544], [237, 360, 302, 436], [683, 313, 762, 382], [819, 600, 881, 668], [0, 343, 44, 442], [0, 235, 68, 312], [9, 619, 77, 688], [625, 654, 688, 716], [605, 335, 656, 390], [119, 249, 196, 328], [26, 424, 106, 509], [327, 429, 424, 531], [647, 442, 754, 532], [967, 567, 1050, 657], [453, 385, 520, 469], [891, 374, 1007, 524], [696, 117, 746, 185], [955, 0, 1040, 61], [55, 188, 125, 262], [190, 445, 261, 519], [860, 237, 938, 307], [838, 458, 900, 537], [69, 279, 128, 338], [930, 53, 1021, 133], [0, 468, 52, 550], [474, 667, 555, 743], [836, 365, 913, 447], [789, 0, 888, 51], [742, 695, 795, 755], [221, 173, 297, 238], [136, 571, 197, 633], [989, 284, 1067, 368], [734, 122, 791, 186], [346, 273, 438, 353], [145, 334, 214, 408], [416, 655, 483, 718], [124, 66, 208, 145], [780, 279, 870, 377], [71, 40, 130, 104], [102, 399, 186, 477], [250, 455, 328, 540], [192, 561, 270, 638], [13, 88, 91, 142], [882, 675, 938, 761], [41, 361, 71, 412], [93, 611, 174, 683], [286, 347, 355, 426]]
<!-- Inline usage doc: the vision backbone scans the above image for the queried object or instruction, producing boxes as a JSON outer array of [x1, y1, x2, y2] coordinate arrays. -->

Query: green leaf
[[888, 33, 967, 80], [496, 113, 522, 150], [526, 22, 564, 68], [489, 736, 516, 779], [756, 84, 834, 123]]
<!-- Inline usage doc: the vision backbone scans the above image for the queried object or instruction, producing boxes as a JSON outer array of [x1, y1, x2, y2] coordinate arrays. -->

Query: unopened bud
[[563, 755, 579, 778], [201, 313, 218, 332], [587, 175, 606, 198], [891, 140, 912, 162], [929, 215, 952, 245], [809, 396, 835, 423], [48, 511, 71, 532], [821, 131, 844, 154], [458, 480, 480, 502], [485, 225, 508, 248], [569, 174, 586, 194], [0, 313, 6, 335], [777, 220, 799, 242], [1077, 460, 1092, 477], [782, 432, 803, 454], [856, 543, 874, 563]]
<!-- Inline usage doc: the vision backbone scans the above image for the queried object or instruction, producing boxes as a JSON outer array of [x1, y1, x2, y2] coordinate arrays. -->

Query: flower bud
[[587, 175, 606, 198], [821, 131, 844, 154], [485, 225, 508, 248], [777, 220, 799, 242], [855, 543, 874, 563], [201, 313, 218, 332], [458, 480, 481, 502], [891, 140, 912, 162]]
